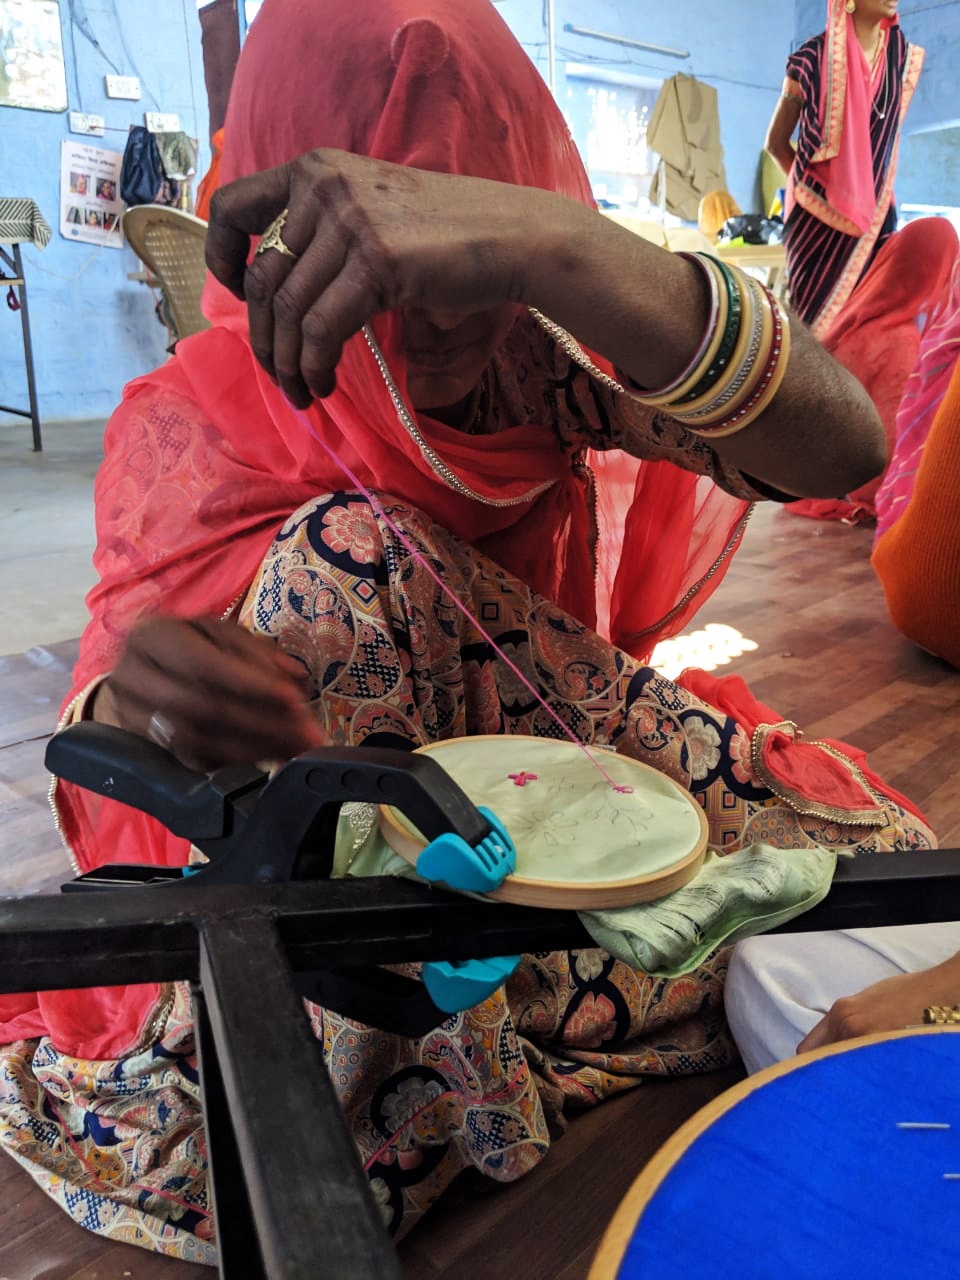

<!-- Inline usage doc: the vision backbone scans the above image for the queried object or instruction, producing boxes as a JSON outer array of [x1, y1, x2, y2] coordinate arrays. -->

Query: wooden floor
[[0, 504, 957, 1278]]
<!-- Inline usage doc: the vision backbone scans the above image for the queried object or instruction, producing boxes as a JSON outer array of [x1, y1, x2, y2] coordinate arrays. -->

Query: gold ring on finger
[[255, 208, 299, 260]]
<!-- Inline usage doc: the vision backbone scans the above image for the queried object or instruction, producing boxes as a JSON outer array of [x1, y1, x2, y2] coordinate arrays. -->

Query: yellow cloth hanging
[[648, 74, 728, 222]]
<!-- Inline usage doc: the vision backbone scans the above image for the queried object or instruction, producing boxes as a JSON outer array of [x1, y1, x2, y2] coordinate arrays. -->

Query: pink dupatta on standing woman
[[808, 11, 887, 235]]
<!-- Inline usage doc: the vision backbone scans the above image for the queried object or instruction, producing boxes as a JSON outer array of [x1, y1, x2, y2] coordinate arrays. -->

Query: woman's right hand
[[92, 616, 322, 773]]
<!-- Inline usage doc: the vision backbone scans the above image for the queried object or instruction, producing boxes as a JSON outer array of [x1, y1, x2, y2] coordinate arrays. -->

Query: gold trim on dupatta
[[750, 720, 886, 827]]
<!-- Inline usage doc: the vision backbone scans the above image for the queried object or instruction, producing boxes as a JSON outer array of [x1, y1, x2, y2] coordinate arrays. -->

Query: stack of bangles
[[633, 252, 791, 439]]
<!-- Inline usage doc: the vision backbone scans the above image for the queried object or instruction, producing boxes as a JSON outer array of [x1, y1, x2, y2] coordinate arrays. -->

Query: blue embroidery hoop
[[590, 1027, 960, 1279]]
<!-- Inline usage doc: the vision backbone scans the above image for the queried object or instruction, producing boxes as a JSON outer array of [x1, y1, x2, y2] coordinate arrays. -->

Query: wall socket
[[104, 74, 141, 100], [68, 111, 105, 137], [144, 111, 181, 134]]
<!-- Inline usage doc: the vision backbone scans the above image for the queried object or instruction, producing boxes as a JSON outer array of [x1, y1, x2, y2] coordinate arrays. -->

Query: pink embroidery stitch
[[508, 772, 538, 787]]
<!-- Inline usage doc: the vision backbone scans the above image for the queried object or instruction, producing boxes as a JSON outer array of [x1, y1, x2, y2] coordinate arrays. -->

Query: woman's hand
[[797, 953, 960, 1054], [206, 148, 564, 407], [92, 617, 321, 772], [205, 146, 708, 410], [206, 145, 886, 499]]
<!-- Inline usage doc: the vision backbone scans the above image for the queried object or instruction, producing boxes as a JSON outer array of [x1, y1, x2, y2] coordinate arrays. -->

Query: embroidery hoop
[[377, 735, 709, 909]]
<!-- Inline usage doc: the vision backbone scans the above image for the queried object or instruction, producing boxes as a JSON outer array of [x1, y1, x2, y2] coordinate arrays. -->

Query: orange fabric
[[193, 127, 223, 222], [872, 357, 960, 667]]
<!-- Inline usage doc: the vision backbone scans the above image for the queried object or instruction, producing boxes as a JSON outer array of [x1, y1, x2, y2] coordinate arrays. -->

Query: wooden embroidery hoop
[[377, 735, 709, 910]]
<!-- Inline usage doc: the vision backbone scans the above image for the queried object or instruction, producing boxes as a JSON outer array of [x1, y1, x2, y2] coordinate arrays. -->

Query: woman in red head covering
[[0, 0, 933, 1260], [822, 218, 958, 518], [787, 217, 958, 524], [766, 0, 923, 337]]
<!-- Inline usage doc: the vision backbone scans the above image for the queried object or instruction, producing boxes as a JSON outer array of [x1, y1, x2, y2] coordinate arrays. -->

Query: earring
[[845, 0, 856, 11]]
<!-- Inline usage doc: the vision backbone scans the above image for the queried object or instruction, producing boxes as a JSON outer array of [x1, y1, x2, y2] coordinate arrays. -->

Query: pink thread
[[291, 404, 626, 792], [508, 771, 538, 787]]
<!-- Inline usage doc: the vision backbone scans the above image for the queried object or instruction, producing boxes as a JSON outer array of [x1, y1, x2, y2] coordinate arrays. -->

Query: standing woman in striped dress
[[765, 0, 923, 338]]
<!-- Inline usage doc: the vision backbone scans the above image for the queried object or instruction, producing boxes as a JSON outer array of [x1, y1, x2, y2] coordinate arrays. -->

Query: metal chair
[[122, 205, 211, 343]]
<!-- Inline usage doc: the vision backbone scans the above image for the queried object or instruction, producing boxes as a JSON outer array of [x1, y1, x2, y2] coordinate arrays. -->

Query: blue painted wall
[[497, 0, 796, 215], [794, 0, 960, 206], [0, 0, 209, 428], [898, 126, 960, 210]]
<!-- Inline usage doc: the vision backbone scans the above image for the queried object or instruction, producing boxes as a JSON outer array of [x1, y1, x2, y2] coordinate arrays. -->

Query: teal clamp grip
[[422, 955, 522, 1014], [415, 806, 516, 894], [417, 807, 519, 1014]]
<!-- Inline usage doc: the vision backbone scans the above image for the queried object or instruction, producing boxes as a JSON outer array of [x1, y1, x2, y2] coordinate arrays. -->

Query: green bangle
[[674, 256, 743, 407]]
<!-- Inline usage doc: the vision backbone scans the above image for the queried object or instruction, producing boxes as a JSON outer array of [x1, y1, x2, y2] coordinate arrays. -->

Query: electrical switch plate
[[104, 75, 141, 100], [144, 111, 181, 134], [68, 111, 105, 136]]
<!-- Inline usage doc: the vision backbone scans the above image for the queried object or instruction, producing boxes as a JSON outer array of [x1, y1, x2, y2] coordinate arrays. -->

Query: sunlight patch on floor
[[651, 623, 759, 680]]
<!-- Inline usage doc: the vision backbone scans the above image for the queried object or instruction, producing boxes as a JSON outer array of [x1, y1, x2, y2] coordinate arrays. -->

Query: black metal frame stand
[[1, 853, 959, 1279], [0, 241, 42, 451], [4, 723, 957, 1278]]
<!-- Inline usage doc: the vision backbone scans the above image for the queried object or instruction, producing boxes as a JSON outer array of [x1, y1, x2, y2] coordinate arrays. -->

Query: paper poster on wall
[[60, 140, 124, 248]]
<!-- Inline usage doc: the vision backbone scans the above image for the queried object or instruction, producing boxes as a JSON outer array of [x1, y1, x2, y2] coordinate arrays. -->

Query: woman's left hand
[[797, 953, 960, 1054], [205, 148, 571, 407], [206, 146, 886, 501]]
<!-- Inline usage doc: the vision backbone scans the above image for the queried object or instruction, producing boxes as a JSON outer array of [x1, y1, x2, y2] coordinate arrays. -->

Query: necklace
[[871, 35, 890, 120], [872, 56, 889, 119], [364, 328, 552, 506]]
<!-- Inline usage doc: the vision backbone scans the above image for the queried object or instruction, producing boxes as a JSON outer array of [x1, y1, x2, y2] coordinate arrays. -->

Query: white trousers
[[725, 923, 960, 1074]]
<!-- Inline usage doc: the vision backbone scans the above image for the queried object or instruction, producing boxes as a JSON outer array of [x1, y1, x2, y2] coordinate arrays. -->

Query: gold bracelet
[[923, 1005, 960, 1025]]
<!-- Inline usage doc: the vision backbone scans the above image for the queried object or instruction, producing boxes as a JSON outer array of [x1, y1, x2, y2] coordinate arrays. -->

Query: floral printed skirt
[[0, 493, 935, 1263]]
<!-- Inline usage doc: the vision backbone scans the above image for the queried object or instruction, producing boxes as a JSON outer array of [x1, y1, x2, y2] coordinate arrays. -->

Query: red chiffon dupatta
[[6, 0, 750, 1056], [789, 218, 958, 523]]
